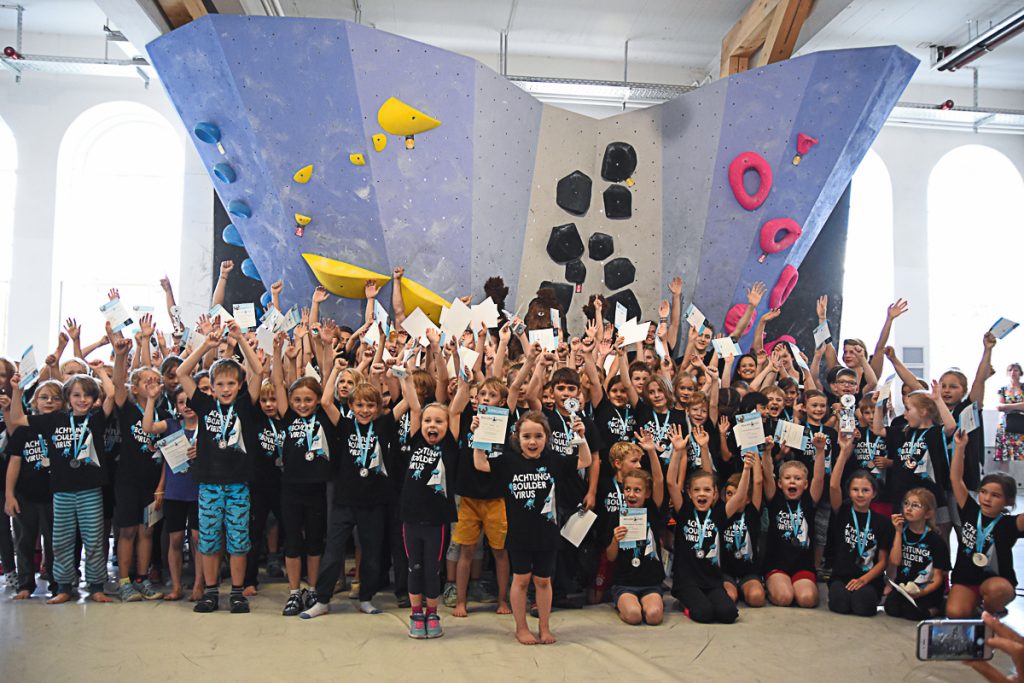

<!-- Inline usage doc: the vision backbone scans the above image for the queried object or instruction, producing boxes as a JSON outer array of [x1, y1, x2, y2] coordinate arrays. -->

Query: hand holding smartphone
[[917, 618, 993, 661]]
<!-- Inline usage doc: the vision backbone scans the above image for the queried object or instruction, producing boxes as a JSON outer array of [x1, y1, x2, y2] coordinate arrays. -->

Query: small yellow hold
[[295, 213, 311, 226], [293, 164, 313, 184], [350, 153, 366, 166], [372, 134, 387, 152], [625, 177, 635, 188]]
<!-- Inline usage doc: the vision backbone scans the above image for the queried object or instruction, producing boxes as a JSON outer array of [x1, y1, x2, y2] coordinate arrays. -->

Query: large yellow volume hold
[[377, 97, 441, 136], [301, 254, 391, 299], [293, 165, 313, 183], [400, 276, 450, 324]]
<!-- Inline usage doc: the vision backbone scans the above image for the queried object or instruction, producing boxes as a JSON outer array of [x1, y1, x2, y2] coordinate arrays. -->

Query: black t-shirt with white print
[[116, 402, 163, 490], [400, 432, 459, 524], [720, 503, 761, 579], [848, 427, 889, 493], [27, 410, 107, 493], [895, 525, 950, 609], [490, 447, 578, 552], [6, 426, 51, 503], [593, 397, 637, 461], [455, 405, 505, 500], [279, 407, 333, 485], [953, 496, 1023, 586], [635, 401, 687, 469], [889, 426, 949, 508], [795, 422, 838, 485], [332, 412, 397, 507], [672, 498, 727, 589], [245, 414, 284, 488], [829, 501, 894, 583], [611, 501, 665, 588], [542, 408, 601, 510], [186, 391, 256, 485], [764, 491, 816, 574]]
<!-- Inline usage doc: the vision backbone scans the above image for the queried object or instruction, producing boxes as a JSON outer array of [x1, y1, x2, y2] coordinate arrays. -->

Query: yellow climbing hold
[[301, 254, 391, 299], [372, 134, 387, 152], [294, 213, 311, 226], [399, 277, 450, 324], [349, 153, 366, 166], [293, 164, 313, 184], [377, 97, 441, 137]]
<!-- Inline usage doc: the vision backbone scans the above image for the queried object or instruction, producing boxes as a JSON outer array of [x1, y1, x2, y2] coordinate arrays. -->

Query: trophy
[[564, 397, 585, 445]]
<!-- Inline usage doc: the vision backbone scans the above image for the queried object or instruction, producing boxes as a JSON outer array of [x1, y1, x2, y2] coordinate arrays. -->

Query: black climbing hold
[[603, 185, 632, 219], [588, 232, 614, 261], [601, 141, 637, 182], [546, 223, 585, 264], [604, 257, 635, 290], [556, 170, 592, 216], [604, 289, 640, 323], [565, 259, 586, 285]]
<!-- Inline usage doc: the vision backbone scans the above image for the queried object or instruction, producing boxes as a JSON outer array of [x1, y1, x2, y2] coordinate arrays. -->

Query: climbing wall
[[148, 15, 917, 336]]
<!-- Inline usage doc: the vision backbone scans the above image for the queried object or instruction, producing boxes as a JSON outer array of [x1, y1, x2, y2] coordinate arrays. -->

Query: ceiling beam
[[156, 0, 209, 28], [720, 0, 814, 77]]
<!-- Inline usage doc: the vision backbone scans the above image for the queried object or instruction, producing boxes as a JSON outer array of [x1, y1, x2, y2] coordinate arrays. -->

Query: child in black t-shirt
[[606, 468, 665, 625], [4, 366, 116, 604], [721, 451, 768, 608], [885, 487, 949, 620], [176, 320, 264, 614], [400, 362, 458, 640], [827, 433, 892, 617], [473, 410, 592, 646], [763, 432, 827, 608], [947, 429, 1024, 618], [3, 379, 63, 599]]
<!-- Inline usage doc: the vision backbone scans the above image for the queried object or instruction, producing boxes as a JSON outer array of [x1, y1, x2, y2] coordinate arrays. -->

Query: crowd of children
[[1, 265, 1022, 647]]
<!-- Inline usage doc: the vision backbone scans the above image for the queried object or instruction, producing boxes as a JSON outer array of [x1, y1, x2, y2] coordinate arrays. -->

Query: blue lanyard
[[693, 508, 713, 553], [783, 407, 793, 421], [303, 415, 320, 453], [852, 508, 872, 559], [556, 411, 574, 444], [941, 431, 954, 467], [612, 477, 625, 511], [902, 527, 926, 549], [907, 428, 929, 475], [863, 429, 882, 461], [651, 410, 669, 442], [786, 501, 803, 542], [614, 405, 631, 432], [65, 413, 89, 459], [353, 420, 375, 466], [216, 401, 236, 443], [266, 418, 282, 459], [975, 509, 1003, 555]]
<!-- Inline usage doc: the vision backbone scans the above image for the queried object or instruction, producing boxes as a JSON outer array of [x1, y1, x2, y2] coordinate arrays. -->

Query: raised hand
[[636, 428, 657, 452], [668, 276, 683, 296], [886, 298, 909, 321], [219, 260, 234, 278], [139, 313, 154, 338], [364, 279, 380, 299], [747, 281, 767, 306], [270, 280, 283, 296], [108, 288, 120, 301], [816, 295, 828, 322], [693, 424, 710, 447], [659, 300, 670, 319], [393, 266, 404, 280], [761, 307, 781, 323], [312, 286, 329, 304], [64, 318, 81, 341]]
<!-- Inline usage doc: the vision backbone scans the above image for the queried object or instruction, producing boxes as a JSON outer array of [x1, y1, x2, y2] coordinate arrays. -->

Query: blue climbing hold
[[227, 200, 251, 219], [221, 223, 244, 247], [193, 121, 221, 144], [260, 291, 272, 309], [241, 258, 260, 281], [213, 162, 236, 184]]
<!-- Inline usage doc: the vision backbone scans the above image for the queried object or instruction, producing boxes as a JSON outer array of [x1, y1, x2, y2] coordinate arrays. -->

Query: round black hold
[[603, 257, 635, 290], [540, 281, 574, 324], [556, 170, 592, 216], [604, 289, 640, 323], [588, 232, 614, 261], [565, 259, 586, 284], [603, 185, 632, 219], [601, 141, 637, 182], [546, 223, 585, 265]]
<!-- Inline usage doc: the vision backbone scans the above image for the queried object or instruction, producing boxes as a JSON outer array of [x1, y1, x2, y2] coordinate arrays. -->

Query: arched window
[[53, 102, 184, 345], [0, 115, 16, 350], [928, 145, 1024, 405], [841, 149, 894, 348]]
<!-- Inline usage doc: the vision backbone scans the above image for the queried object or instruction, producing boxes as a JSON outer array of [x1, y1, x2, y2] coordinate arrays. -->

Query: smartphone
[[917, 619, 993, 661]]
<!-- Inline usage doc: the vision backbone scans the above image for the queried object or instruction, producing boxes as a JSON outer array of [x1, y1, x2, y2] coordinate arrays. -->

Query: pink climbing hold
[[724, 302, 756, 337], [728, 151, 772, 210], [792, 133, 819, 165], [758, 218, 803, 262], [769, 265, 799, 310]]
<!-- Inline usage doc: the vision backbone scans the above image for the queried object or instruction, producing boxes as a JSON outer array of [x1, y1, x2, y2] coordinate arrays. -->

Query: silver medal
[[631, 557, 641, 568], [69, 458, 81, 469], [305, 451, 315, 462], [734, 551, 744, 559], [218, 439, 228, 449], [696, 549, 705, 559], [359, 467, 369, 478], [973, 552, 989, 568]]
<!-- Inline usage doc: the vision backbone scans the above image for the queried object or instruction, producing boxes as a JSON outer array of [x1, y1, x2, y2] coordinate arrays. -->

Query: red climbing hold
[[758, 218, 803, 262], [724, 303, 756, 337], [792, 133, 819, 165], [769, 265, 799, 310], [728, 152, 772, 210]]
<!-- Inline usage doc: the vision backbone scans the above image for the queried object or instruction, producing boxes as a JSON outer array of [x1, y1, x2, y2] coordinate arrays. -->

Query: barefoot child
[[474, 410, 593, 645]]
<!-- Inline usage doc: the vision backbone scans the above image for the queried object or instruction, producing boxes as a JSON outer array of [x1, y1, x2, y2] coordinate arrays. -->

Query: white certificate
[[18, 345, 39, 390], [209, 303, 235, 323], [620, 507, 648, 543], [712, 336, 740, 358], [233, 303, 257, 331], [560, 509, 597, 548], [774, 419, 806, 450], [734, 410, 766, 449], [144, 500, 164, 528], [100, 297, 134, 333], [958, 402, 981, 434], [440, 298, 472, 337], [685, 303, 706, 333], [528, 328, 557, 352], [158, 429, 192, 474], [614, 302, 627, 329], [471, 405, 509, 448], [990, 317, 1019, 340], [469, 297, 500, 330], [813, 322, 832, 348]]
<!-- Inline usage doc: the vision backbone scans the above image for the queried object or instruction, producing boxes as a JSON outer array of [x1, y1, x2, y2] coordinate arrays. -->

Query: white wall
[[0, 31, 213, 357]]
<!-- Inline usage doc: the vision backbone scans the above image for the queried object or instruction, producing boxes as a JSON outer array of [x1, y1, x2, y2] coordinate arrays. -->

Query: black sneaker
[[301, 588, 318, 610], [230, 594, 250, 614], [193, 594, 219, 613], [283, 592, 303, 616], [396, 594, 411, 609]]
